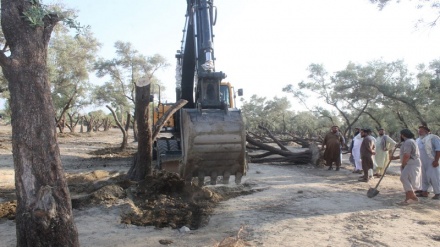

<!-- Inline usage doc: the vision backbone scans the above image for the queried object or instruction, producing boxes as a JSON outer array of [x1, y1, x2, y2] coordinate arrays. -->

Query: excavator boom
[[158, 0, 247, 185]]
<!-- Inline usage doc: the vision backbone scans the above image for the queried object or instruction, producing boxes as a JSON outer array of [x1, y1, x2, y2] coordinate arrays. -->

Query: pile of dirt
[[68, 169, 265, 230], [119, 171, 223, 229], [116, 171, 264, 230], [67, 170, 256, 230]]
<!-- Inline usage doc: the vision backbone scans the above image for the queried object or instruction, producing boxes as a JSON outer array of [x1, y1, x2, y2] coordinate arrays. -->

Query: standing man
[[359, 128, 376, 182], [322, 126, 345, 171], [349, 127, 361, 167], [352, 129, 364, 174], [374, 128, 397, 178], [416, 125, 440, 200], [391, 129, 421, 204]]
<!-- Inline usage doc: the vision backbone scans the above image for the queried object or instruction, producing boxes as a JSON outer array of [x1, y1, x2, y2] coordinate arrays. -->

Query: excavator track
[[156, 139, 181, 173]]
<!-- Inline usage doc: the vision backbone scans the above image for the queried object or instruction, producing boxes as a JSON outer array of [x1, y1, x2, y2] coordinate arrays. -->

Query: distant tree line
[[0, 23, 168, 142], [241, 59, 440, 143]]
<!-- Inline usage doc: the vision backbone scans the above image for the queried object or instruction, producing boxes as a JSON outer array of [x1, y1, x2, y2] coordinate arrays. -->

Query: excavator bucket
[[179, 108, 247, 185]]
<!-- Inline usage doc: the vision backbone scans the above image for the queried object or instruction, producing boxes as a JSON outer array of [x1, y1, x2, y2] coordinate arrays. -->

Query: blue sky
[[56, 0, 440, 109]]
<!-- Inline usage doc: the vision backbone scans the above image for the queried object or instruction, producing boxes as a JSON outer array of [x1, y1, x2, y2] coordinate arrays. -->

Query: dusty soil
[[1, 124, 440, 247]]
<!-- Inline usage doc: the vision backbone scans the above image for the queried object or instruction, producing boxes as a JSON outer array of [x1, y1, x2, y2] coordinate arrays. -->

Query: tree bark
[[0, 1, 79, 246], [127, 85, 152, 181]]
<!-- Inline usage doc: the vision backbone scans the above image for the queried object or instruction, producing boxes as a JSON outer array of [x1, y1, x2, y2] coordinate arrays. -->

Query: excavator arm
[[178, 0, 226, 110]]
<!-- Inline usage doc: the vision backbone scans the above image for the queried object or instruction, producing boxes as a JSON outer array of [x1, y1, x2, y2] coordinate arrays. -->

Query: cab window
[[220, 85, 230, 107]]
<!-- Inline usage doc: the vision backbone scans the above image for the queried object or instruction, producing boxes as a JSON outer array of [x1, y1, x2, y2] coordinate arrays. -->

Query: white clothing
[[352, 133, 363, 171]]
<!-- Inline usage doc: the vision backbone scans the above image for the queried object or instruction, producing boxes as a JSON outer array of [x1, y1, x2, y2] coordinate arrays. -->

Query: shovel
[[367, 144, 399, 198]]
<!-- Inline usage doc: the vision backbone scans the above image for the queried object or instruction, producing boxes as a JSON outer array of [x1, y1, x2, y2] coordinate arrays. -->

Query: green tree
[[283, 63, 370, 139], [303, 59, 440, 134], [0, 0, 80, 246], [290, 111, 320, 138], [240, 95, 266, 132], [48, 28, 100, 133], [94, 41, 169, 181], [94, 41, 168, 150], [350, 59, 436, 127], [262, 96, 293, 133]]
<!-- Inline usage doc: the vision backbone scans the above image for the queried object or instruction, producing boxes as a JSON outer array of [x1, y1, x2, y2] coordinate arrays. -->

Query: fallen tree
[[246, 125, 320, 165]]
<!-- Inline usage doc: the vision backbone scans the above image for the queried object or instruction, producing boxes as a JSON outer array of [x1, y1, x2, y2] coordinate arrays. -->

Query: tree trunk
[[127, 85, 152, 180], [56, 114, 66, 133], [67, 112, 79, 133], [106, 105, 129, 150], [0, 1, 79, 246], [103, 117, 112, 131], [84, 115, 94, 132], [124, 113, 131, 148], [80, 116, 84, 133], [246, 134, 315, 164], [132, 117, 138, 142]]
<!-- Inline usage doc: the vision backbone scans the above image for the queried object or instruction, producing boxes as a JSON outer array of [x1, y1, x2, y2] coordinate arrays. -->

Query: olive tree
[[0, 0, 81, 246]]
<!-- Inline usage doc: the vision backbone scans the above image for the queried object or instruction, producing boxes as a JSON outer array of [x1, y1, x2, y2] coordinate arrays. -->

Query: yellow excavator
[[154, 0, 247, 185]]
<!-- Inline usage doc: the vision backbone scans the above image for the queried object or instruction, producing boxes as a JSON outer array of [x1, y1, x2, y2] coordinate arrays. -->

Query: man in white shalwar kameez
[[416, 125, 440, 200], [352, 131, 363, 173], [374, 128, 397, 178]]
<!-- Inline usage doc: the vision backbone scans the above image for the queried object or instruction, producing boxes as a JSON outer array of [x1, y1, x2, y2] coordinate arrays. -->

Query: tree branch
[[151, 99, 188, 141]]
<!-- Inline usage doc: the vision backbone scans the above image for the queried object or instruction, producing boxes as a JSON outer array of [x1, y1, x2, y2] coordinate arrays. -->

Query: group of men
[[321, 126, 393, 180], [349, 127, 398, 182], [321, 125, 440, 202]]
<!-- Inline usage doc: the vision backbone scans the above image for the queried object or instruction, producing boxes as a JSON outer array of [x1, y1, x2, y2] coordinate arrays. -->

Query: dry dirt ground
[[1, 124, 440, 247]]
